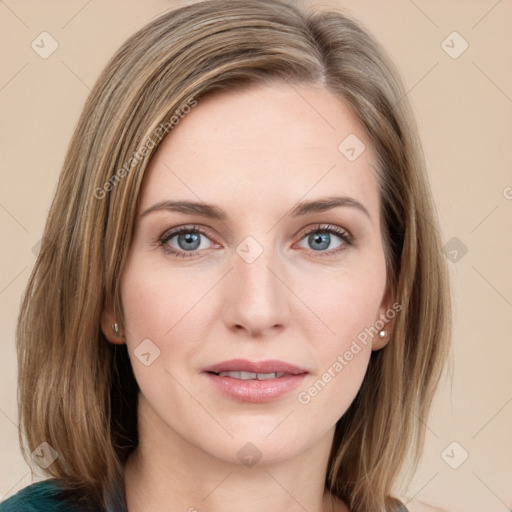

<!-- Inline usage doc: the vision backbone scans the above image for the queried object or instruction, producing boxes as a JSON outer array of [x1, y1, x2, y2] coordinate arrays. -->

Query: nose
[[221, 241, 290, 338]]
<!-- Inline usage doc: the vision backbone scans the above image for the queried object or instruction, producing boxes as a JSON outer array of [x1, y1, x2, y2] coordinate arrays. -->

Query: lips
[[202, 358, 309, 376], [216, 370, 286, 380], [202, 359, 309, 403]]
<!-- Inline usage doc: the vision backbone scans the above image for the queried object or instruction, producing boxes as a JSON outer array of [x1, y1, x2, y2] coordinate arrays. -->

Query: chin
[[187, 426, 317, 467]]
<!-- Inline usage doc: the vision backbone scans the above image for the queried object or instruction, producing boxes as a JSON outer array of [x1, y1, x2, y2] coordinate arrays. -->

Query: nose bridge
[[223, 233, 288, 334]]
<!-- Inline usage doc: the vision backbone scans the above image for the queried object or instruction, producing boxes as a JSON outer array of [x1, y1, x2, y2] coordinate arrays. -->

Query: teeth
[[258, 372, 279, 380], [218, 371, 286, 380]]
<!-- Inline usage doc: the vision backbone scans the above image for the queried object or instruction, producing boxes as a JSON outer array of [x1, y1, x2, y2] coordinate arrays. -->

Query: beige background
[[0, 1, 511, 510]]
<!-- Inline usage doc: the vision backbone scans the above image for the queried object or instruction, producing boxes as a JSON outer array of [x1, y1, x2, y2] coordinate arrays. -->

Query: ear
[[372, 284, 397, 351], [100, 299, 125, 345]]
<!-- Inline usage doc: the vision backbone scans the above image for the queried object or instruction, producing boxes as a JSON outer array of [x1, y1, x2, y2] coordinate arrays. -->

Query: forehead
[[139, 82, 380, 221]]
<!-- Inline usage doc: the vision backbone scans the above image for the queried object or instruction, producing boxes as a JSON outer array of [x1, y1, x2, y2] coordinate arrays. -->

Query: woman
[[1, 0, 451, 511]]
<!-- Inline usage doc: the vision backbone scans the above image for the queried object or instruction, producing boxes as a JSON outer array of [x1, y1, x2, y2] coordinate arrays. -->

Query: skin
[[102, 81, 394, 512]]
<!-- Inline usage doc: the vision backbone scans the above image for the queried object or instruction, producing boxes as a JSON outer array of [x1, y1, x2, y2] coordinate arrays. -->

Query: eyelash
[[156, 223, 353, 259]]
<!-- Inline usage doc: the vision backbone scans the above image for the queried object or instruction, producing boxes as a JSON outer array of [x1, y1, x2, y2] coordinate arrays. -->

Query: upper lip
[[203, 359, 309, 375]]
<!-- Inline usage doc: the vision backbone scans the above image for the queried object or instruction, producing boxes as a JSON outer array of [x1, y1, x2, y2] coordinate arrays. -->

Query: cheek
[[119, 261, 199, 404], [120, 259, 206, 341], [294, 284, 378, 420], [302, 261, 387, 351], [303, 294, 375, 411], [119, 257, 215, 393], [297, 258, 386, 405], [294, 294, 374, 428]]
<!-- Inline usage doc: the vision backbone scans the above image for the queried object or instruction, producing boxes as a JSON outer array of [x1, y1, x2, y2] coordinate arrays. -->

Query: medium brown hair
[[16, 1, 451, 510]]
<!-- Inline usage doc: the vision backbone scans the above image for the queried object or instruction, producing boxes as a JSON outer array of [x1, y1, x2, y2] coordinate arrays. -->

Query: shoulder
[[0, 479, 85, 512]]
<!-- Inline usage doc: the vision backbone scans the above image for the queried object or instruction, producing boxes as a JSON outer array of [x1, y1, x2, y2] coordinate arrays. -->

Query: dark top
[[0, 478, 128, 512]]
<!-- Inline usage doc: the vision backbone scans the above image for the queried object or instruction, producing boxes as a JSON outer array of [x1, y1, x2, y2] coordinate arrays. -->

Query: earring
[[112, 323, 121, 337], [378, 330, 387, 338]]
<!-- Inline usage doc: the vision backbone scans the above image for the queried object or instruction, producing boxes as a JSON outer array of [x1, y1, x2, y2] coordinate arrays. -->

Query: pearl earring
[[112, 323, 121, 336], [378, 330, 387, 338]]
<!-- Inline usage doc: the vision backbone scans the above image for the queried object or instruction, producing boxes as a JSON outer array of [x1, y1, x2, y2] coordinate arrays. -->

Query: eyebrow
[[140, 196, 371, 222]]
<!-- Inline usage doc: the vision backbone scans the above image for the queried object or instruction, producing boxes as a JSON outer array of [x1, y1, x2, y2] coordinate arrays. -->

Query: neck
[[123, 396, 347, 512]]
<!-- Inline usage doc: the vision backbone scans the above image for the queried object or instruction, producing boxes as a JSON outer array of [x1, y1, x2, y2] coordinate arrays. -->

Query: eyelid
[[157, 224, 220, 256], [157, 223, 353, 259], [292, 223, 353, 258], [295, 223, 352, 243]]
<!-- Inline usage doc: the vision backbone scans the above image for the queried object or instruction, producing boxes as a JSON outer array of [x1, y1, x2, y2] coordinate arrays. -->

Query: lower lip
[[203, 372, 308, 403]]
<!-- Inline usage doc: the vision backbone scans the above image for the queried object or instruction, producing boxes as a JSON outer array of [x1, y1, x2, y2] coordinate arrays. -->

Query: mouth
[[202, 358, 309, 376], [212, 370, 288, 380], [202, 359, 309, 403]]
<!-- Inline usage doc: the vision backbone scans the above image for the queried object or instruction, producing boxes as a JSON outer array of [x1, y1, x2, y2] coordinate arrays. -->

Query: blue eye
[[158, 225, 215, 258], [158, 223, 352, 259], [297, 224, 352, 257]]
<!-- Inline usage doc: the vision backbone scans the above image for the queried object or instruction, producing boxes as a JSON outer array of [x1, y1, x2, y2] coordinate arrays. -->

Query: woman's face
[[108, 82, 393, 466]]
